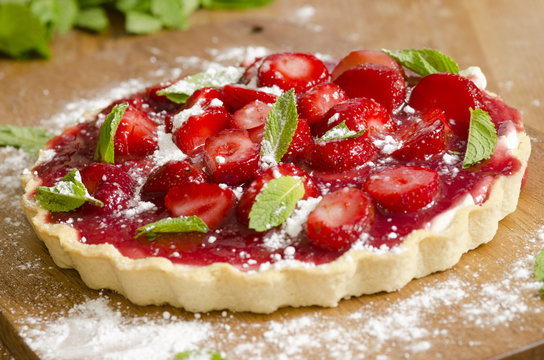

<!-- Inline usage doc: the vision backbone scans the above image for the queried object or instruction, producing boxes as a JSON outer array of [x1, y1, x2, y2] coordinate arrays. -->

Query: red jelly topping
[[33, 51, 523, 272]]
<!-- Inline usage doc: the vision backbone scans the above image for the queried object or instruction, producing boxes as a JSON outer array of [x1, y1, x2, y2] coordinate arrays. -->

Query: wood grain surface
[[1, 1, 544, 359]]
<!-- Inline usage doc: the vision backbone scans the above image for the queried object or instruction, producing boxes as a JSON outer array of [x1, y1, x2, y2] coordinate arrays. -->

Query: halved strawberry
[[142, 160, 207, 194], [306, 187, 374, 251], [82, 165, 135, 214], [173, 106, 231, 155], [408, 73, 485, 138], [257, 52, 330, 93], [307, 131, 378, 172], [297, 82, 348, 125], [184, 87, 224, 109], [391, 108, 448, 161], [230, 100, 272, 130], [222, 84, 277, 112], [282, 118, 312, 162], [204, 129, 260, 185], [164, 183, 236, 229], [248, 125, 265, 144], [331, 49, 403, 80], [237, 164, 319, 225], [364, 166, 440, 212], [114, 105, 158, 160], [241, 56, 264, 85], [334, 63, 406, 112], [312, 97, 395, 138]]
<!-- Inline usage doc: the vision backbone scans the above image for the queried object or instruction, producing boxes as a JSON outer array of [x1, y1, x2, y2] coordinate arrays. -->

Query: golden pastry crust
[[21, 129, 530, 313]]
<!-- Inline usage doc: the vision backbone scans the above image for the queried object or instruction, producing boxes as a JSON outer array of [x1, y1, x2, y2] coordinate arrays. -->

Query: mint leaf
[[383, 48, 459, 76], [260, 89, 298, 164], [201, 0, 274, 9], [125, 11, 163, 34], [317, 120, 366, 142], [0, 125, 53, 155], [35, 169, 103, 212], [535, 249, 544, 282], [135, 216, 209, 240], [55, 0, 79, 34], [150, 0, 188, 30], [157, 67, 244, 104], [174, 350, 227, 360], [462, 108, 497, 169], [0, 3, 50, 58], [249, 175, 305, 232], [94, 103, 129, 164], [75, 6, 109, 32]]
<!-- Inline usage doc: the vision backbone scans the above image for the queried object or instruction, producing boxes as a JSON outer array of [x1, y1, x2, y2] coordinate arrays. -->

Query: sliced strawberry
[[306, 187, 374, 251], [257, 52, 330, 93], [241, 56, 264, 85], [297, 82, 348, 125], [144, 81, 181, 113], [408, 73, 485, 138], [142, 160, 207, 194], [114, 105, 158, 160], [237, 164, 319, 226], [248, 124, 265, 144], [83, 165, 135, 214], [184, 87, 224, 109], [230, 100, 272, 130], [391, 108, 448, 161], [307, 131, 378, 171], [334, 63, 406, 112], [173, 106, 231, 155], [364, 166, 440, 212], [282, 118, 312, 162], [164, 183, 236, 229], [222, 84, 277, 112], [204, 129, 260, 186], [331, 49, 403, 80], [312, 97, 395, 138]]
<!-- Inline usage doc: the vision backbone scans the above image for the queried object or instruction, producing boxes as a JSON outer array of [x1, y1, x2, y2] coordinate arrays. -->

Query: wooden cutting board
[[1, 13, 544, 360]]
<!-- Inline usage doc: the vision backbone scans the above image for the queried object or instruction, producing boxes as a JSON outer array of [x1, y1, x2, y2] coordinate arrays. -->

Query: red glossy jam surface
[[35, 54, 523, 272]]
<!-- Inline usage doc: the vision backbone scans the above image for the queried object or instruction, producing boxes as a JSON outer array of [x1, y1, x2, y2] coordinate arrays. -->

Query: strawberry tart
[[21, 48, 530, 313]]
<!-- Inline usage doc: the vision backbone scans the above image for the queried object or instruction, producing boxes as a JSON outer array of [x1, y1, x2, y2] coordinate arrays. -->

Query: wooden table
[[1, 1, 544, 359]]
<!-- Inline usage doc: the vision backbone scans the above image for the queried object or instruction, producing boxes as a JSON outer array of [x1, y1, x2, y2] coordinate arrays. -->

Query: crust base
[[21, 133, 531, 313]]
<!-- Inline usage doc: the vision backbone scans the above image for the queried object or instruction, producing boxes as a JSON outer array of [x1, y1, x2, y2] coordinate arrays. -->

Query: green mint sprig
[[462, 108, 497, 169], [382, 48, 459, 76], [317, 120, 367, 142], [201, 0, 274, 9], [260, 89, 298, 165], [535, 248, 544, 295], [0, 125, 53, 156], [249, 175, 305, 232], [174, 349, 227, 360], [35, 169, 103, 212], [94, 103, 129, 164], [157, 67, 244, 104], [135, 216, 209, 240]]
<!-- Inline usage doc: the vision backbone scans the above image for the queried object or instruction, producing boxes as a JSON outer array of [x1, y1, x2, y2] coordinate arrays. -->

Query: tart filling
[[22, 49, 530, 312]]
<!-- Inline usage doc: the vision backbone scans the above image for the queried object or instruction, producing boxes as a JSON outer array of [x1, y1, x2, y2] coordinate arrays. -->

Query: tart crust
[[21, 130, 530, 313]]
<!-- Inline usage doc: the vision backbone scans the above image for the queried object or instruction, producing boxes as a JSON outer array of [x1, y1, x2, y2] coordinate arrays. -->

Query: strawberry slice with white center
[[204, 129, 260, 186], [306, 187, 374, 252], [312, 97, 395, 138], [237, 164, 320, 226], [230, 100, 272, 130], [164, 183, 236, 229], [257, 52, 330, 93], [222, 84, 277, 112], [297, 82, 348, 125], [331, 49, 403, 80], [142, 160, 208, 194], [334, 63, 406, 112], [173, 106, 231, 155], [114, 105, 158, 160], [364, 166, 440, 213]]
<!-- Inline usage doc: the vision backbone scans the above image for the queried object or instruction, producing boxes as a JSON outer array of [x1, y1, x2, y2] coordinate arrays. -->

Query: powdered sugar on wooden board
[[2, 48, 544, 359]]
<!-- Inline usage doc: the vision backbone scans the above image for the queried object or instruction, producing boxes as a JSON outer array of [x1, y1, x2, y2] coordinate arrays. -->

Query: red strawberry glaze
[[33, 57, 523, 272]]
